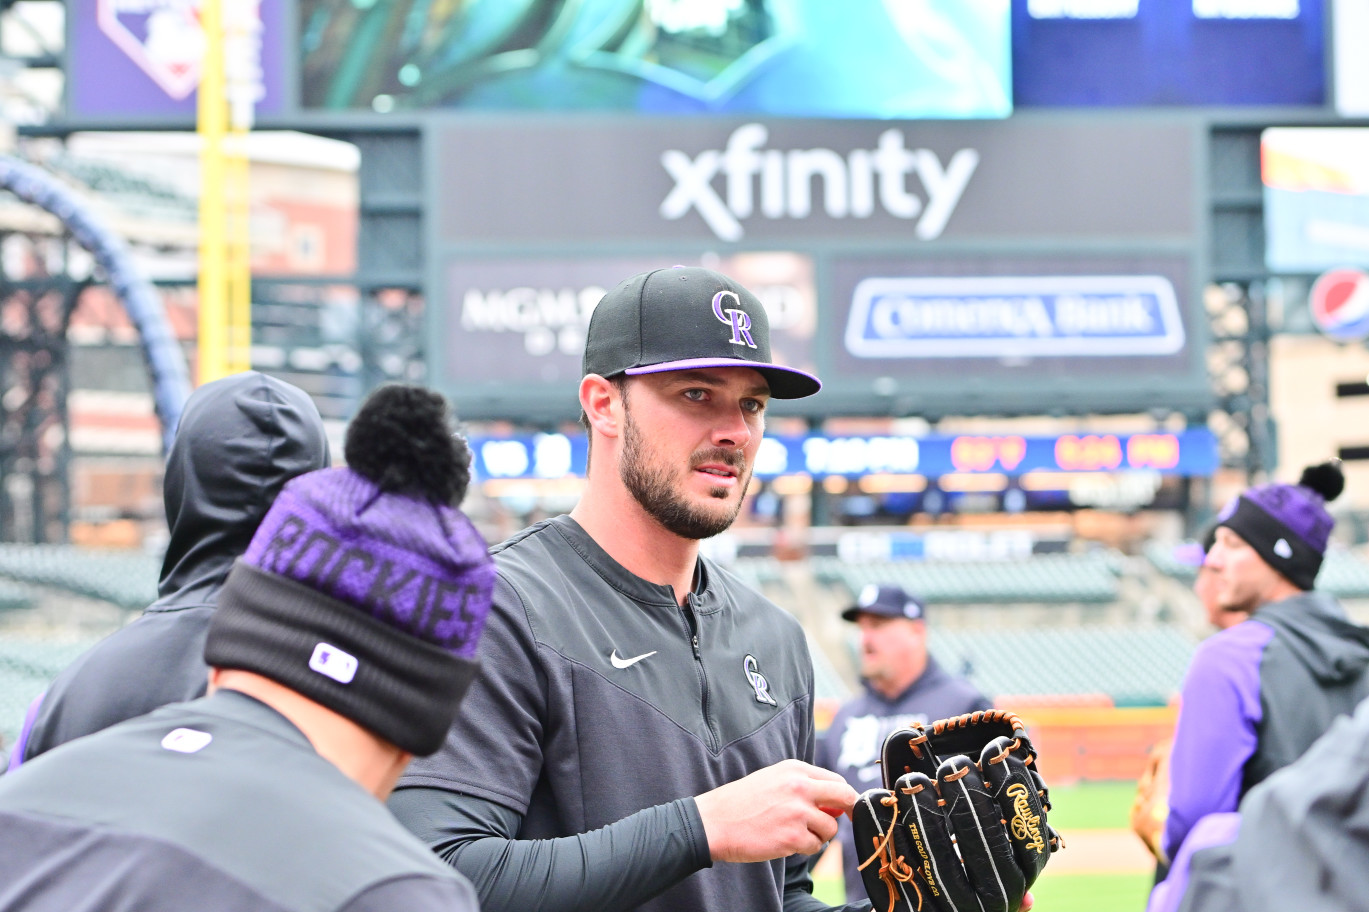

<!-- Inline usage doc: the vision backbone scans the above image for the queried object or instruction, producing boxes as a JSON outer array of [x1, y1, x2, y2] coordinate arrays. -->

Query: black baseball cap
[[841, 584, 925, 622], [583, 266, 821, 399]]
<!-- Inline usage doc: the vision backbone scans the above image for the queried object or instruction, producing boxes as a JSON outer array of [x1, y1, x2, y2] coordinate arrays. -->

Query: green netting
[[1145, 540, 1200, 582], [0, 635, 108, 751], [1148, 542, 1369, 600], [1312, 550, 1369, 599], [724, 558, 785, 592], [0, 579, 34, 611], [929, 625, 1197, 705], [0, 545, 159, 610], [813, 554, 1121, 604]]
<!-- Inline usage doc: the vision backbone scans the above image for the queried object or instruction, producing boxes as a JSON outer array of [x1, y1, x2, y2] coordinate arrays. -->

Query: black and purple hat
[[1216, 461, 1345, 591], [582, 266, 821, 399], [204, 385, 495, 756]]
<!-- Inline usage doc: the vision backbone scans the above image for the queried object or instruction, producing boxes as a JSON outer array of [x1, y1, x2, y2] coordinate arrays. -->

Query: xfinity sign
[[434, 118, 1194, 245], [845, 275, 1186, 358], [660, 124, 979, 242]]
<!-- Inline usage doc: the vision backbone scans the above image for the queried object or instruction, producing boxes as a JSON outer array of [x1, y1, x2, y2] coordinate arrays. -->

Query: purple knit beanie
[[205, 385, 494, 756], [1217, 461, 1344, 591]]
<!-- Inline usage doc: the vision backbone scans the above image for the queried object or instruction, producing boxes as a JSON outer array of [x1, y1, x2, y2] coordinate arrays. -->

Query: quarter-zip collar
[[546, 515, 725, 614]]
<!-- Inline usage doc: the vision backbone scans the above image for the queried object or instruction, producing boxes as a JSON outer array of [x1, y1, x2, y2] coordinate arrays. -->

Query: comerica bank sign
[[845, 275, 1186, 359]]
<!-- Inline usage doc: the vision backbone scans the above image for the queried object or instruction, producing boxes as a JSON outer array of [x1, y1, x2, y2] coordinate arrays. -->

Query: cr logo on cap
[[712, 291, 757, 349]]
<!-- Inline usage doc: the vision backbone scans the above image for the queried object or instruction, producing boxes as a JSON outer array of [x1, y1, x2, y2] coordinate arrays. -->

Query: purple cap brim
[[623, 358, 822, 399], [1172, 542, 1207, 567]]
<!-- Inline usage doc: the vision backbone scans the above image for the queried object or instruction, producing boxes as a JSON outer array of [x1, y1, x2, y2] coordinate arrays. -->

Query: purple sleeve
[[6, 692, 45, 773], [1147, 812, 1241, 912], [1161, 622, 1272, 861]]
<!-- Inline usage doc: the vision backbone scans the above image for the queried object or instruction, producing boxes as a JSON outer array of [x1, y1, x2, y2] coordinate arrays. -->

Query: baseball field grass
[[813, 781, 1154, 911]]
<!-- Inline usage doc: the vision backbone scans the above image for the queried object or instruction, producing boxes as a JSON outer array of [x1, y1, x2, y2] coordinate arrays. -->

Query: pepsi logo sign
[[1310, 268, 1369, 342]]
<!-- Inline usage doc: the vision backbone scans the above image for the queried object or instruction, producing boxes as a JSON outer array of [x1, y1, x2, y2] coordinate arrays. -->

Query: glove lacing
[[857, 794, 921, 912]]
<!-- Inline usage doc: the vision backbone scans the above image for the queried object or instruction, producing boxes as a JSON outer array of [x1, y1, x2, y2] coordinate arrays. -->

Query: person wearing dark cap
[[1159, 460, 1369, 870], [392, 266, 864, 912], [816, 583, 991, 904], [0, 385, 494, 911], [11, 371, 330, 768]]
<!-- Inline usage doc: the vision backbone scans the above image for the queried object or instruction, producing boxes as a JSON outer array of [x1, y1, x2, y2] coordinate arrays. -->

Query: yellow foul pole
[[198, 0, 255, 382], [224, 0, 255, 374], [197, 0, 229, 384]]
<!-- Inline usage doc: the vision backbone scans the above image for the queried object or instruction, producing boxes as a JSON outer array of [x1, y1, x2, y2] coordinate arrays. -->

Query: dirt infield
[[1050, 828, 1155, 875]]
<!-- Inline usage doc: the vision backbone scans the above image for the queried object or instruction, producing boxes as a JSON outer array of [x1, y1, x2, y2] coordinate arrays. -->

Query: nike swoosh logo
[[610, 649, 657, 669]]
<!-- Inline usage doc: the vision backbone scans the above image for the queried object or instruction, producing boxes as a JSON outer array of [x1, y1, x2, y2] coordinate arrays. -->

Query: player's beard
[[619, 405, 750, 541]]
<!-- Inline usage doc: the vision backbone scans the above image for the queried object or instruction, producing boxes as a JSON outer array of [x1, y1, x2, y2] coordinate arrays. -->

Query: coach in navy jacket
[[816, 584, 991, 903]]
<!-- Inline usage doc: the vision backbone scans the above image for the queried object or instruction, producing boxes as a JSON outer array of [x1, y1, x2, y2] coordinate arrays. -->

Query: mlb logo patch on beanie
[[206, 385, 495, 756]]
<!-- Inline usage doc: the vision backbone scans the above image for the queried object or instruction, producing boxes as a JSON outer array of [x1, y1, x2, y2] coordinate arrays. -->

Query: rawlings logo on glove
[[851, 710, 1063, 912]]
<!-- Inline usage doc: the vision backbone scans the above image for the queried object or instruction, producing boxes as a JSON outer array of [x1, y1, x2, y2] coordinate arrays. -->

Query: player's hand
[[695, 759, 858, 863]]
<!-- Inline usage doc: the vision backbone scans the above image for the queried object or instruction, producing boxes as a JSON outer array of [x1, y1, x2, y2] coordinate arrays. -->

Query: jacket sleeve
[[6, 693, 44, 772], [338, 874, 483, 912], [782, 848, 872, 912], [387, 787, 710, 912], [1146, 813, 1241, 912], [1162, 623, 1269, 861]]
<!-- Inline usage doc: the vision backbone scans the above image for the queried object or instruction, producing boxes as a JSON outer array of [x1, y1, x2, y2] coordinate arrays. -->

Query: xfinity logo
[[660, 124, 979, 242]]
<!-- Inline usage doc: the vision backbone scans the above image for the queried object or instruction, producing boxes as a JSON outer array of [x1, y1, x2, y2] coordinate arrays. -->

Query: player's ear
[[580, 374, 622, 440]]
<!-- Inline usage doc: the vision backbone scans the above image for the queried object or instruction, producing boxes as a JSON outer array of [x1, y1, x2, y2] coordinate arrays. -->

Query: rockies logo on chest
[[743, 654, 777, 706]]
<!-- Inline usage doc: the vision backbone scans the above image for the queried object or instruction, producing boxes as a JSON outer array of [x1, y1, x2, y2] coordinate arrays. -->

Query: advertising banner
[[437, 252, 816, 421], [468, 428, 1220, 480], [843, 274, 1186, 359], [67, 0, 290, 123], [431, 117, 1195, 246], [1263, 128, 1369, 273], [427, 115, 1203, 420], [824, 254, 1207, 416]]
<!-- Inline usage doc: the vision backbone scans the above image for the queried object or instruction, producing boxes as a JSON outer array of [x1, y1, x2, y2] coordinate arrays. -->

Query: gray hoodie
[[13, 372, 328, 765], [1151, 694, 1369, 912]]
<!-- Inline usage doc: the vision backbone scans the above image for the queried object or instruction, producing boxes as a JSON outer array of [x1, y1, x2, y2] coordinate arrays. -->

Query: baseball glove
[[850, 710, 1062, 912]]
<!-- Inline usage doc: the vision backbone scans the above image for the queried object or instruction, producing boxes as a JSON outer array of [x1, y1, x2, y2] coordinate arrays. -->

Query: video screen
[[299, 0, 1012, 118], [1013, 0, 1324, 107]]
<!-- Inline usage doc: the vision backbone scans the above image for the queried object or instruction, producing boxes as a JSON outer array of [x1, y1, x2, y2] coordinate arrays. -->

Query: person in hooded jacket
[[8, 371, 329, 768], [1159, 461, 1369, 870], [1146, 694, 1369, 912]]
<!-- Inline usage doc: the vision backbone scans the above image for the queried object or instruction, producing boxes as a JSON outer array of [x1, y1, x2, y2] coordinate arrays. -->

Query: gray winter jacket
[[13, 372, 328, 765]]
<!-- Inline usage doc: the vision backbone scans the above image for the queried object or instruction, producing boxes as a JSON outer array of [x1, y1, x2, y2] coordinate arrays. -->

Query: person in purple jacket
[[1160, 460, 1369, 873], [816, 583, 991, 904]]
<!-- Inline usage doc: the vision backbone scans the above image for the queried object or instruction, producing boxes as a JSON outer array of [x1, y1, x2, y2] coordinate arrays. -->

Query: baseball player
[[0, 385, 493, 911], [817, 584, 991, 903], [1161, 461, 1369, 868], [1147, 690, 1369, 912], [1132, 530, 1252, 875], [391, 266, 864, 912], [11, 371, 330, 767]]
